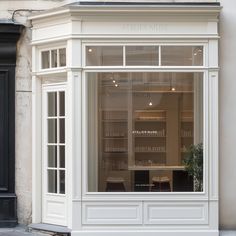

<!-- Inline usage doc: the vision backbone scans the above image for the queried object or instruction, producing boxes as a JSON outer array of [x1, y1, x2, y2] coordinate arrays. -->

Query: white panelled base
[[42, 194, 67, 226], [69, 200, 219, 236], [71, 230, 218, 236]]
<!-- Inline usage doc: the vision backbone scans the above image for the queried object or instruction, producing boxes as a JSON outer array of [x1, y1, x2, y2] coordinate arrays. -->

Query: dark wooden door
[[0, 23, 23, 227]]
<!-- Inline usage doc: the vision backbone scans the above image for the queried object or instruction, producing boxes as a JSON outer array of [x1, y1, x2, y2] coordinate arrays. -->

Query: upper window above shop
[[41, 48, 66, 69], [85, 45, 203, 67]]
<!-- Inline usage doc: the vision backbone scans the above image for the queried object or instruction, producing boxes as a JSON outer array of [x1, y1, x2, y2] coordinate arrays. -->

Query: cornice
[[0, 23, 24, 65], [29, 3, 221, 22]]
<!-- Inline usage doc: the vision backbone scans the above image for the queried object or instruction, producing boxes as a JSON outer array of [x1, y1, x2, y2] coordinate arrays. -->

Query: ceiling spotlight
[[113, 80, 116, 83], [171, 87, 176, 91], [149, 101, 153, 106], [88, 48, 93, 53], [115, 84, 118, 87]]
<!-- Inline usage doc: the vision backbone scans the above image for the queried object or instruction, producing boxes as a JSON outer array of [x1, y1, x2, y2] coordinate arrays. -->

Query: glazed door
[[42, 84, 67, 226]]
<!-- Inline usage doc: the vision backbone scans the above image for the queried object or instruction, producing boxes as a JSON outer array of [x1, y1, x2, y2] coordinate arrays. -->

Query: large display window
[[87, 72, 203, 192], [85, 45, 204, 193]]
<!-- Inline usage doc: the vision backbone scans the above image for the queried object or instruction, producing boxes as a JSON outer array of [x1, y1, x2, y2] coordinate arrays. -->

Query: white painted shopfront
[[30, 2, 220, 236]]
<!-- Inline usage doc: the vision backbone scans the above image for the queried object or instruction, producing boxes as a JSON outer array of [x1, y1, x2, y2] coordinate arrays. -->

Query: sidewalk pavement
[[0, 226, 236, 236], [0, 226, 49, 236]]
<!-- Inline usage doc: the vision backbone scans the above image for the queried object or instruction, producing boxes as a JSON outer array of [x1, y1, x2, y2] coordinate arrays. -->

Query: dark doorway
[[0, 23, 23, 227]]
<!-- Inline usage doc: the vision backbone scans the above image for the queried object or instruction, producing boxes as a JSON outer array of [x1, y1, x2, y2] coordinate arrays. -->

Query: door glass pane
[[59, 146, 65, 168], [126, 46, 159, 66], [86, 46, 123, 66], [59, 48, 66, 67], [59, 170, 65, 194], [48, 170, 57, 193], [48, 119, 57, 143], [59, 118, 65, 144], [41, 51, 50, 69], [59, 91, 65, 116], [161, 46, 203, 66], [48, 146, 57, 167], [48, 92, 57, 117], [51, 49, 57, 68], [87, 72, 203, 192]]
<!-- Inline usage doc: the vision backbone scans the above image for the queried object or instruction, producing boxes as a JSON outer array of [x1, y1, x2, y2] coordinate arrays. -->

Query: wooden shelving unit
[[180, 110, 194, 163], [131, 110, 167, 168]]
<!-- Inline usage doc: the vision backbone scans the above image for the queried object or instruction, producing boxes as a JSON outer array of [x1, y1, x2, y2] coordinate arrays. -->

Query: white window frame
[[83, 42, 207, 69], [39, 44, 67, 71], [81, 41, 210, 201], [41, 83, 68, 226]]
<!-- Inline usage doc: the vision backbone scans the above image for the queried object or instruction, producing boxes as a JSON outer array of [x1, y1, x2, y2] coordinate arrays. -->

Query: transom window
[[86, 45, 203, 67], [41, 48, 66, 69]]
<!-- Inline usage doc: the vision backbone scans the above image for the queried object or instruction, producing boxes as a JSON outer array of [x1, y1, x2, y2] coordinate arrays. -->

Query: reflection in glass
[[59, 170, 65, 194], [51, 49, 57, 68], [48, 119, 57, 143], [86, 46, 123, 66], [59, 119, 65, 144], [59, 91, 65, 116], [87, 72, 203, 192], [59, 48, 66, 67], [48, 146, 57, 167], [48, 170, 57, 193], [126, 46, 159, 66], [48, 92, 57, 117], [42, 51, 50, 69], [60, 146, 65, 168], [161, 46, 203, 66]]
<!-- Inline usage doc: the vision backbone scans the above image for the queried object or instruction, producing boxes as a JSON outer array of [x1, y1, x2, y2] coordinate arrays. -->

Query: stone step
[[28, 224, 71, 236]]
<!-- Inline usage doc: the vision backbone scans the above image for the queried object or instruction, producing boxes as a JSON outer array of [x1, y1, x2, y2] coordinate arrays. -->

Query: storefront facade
[[30, 2, 220, 235]]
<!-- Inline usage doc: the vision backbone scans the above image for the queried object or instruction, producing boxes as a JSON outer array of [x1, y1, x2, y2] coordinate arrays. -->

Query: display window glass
[[87, 72, 204, 192], [85, 45, 203, 67]]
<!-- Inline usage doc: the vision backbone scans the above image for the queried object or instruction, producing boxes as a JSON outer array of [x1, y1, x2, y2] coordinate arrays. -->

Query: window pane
[[59, 48, 66, 67], [59, 91, 65, 116], [60, 146, 65, 168], [59, 118, 65, 144], [161, 46, 203, 66], [51, 49, 57, 68], [48, 145, 57, 167], [126, 46, 159, 66], [48, 92, 57, 117], [59, 170, 65, 194], [86, 46, 123, 66], [87, 72, 203, 192], [48, 170, 57, 193], [48, 119, 57, 143], [41, 51, 50, 69]]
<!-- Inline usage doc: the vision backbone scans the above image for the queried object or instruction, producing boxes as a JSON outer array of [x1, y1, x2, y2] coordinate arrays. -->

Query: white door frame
[[42, 83, 67, 226]]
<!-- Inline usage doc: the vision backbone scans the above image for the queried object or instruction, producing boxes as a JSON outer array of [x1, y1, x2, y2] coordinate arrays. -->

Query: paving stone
[[0, 226, 49, 236]]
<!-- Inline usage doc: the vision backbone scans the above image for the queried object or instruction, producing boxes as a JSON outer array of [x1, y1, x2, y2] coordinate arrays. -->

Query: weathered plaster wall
[[15, 22, 32, 226]]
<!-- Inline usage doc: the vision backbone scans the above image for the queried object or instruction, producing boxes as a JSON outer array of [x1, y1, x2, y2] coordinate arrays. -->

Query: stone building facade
[[0, 0, 235, 232]]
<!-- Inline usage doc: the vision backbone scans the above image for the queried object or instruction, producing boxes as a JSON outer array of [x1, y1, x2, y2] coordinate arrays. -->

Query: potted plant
[[183, 143, 203, 192]]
